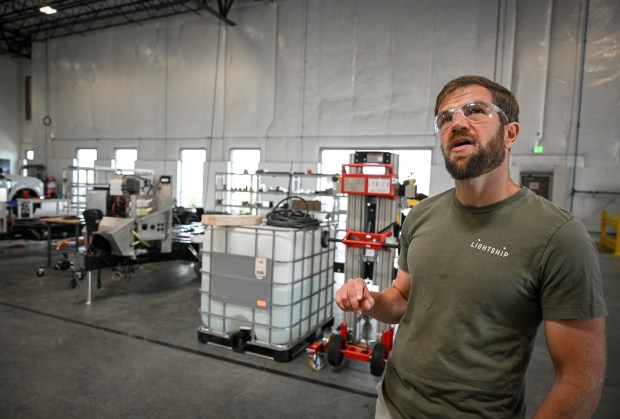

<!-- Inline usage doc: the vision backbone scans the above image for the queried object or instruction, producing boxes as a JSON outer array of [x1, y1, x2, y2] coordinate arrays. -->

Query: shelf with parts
[[213, 171, 346, 222]]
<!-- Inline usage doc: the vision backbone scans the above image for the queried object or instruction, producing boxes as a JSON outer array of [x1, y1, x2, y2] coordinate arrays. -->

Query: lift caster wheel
[[308, 353, 325, 371], [327, 334, 346, 367], [370, 342, 387, 377], [36, 265, 45, 277]]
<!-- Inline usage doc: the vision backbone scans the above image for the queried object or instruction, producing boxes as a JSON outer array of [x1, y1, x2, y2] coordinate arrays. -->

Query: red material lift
[[307, 152, 401, 376]]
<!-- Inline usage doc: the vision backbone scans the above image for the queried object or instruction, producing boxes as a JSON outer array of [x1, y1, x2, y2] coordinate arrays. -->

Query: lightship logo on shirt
[[471, 238, 509, 257]]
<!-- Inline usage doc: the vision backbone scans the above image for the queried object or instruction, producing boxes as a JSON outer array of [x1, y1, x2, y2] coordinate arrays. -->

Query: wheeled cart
[[197, 222, 336, 361]]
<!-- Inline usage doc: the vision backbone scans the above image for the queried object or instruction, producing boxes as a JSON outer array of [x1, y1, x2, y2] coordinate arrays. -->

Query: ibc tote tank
[[199, 223, 336, 358]]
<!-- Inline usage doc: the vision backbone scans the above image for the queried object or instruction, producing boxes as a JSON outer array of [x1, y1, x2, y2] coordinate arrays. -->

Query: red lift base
[[306, 322, 394, 376]]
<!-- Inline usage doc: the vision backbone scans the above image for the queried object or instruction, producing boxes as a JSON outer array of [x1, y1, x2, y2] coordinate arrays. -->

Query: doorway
[[521, 172, 552, 200]]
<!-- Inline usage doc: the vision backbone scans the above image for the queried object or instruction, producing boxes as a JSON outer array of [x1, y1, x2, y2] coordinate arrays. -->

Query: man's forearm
[[534, 380, 602, 418], [363, 288, 407, 324], [538, 317, 606, 418]]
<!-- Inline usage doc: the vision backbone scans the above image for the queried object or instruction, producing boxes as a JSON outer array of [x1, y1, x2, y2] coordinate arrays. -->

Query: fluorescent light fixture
[[39, 5, 57, 15]]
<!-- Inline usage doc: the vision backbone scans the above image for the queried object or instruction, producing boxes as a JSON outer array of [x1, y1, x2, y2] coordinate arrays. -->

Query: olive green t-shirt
[[384, 187, 607, 418]]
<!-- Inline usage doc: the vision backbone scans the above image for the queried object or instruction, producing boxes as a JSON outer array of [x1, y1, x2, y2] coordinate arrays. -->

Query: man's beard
[[441, 128, 506, 180]]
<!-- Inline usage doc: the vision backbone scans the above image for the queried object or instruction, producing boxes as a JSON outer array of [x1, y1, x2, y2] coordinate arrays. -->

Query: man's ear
[[504, 122, 520, 150]]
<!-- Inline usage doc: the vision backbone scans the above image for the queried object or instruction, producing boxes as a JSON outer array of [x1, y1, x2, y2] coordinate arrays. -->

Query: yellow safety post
[[600, 211, 620, 256]]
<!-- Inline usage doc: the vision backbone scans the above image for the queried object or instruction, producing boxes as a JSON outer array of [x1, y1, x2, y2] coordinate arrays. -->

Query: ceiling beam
[[194, 0, 236, 26], [0, 0, 239, 58]]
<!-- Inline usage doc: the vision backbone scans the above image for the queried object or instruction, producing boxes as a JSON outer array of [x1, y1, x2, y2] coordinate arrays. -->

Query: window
[[75, 148, 97, 168], [393, 150, 432, 196], [21, 150, 34, 173], [230, 149, 260, 175], [73, 148, 98, 211], [179, 149, 207, 208], [113, 148, 137, 171]]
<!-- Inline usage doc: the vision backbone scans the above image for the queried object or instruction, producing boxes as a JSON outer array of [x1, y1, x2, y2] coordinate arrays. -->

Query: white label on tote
[[255, 257, 267, 279]]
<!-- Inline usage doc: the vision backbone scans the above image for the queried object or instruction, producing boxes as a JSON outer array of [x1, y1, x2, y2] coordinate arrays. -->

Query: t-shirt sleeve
[[539, 217, 608, 319], [397, 207, 416, 273]]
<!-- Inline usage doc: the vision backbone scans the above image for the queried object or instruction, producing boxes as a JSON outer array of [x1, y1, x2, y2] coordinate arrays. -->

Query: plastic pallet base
[[197, 318, 334, 363]]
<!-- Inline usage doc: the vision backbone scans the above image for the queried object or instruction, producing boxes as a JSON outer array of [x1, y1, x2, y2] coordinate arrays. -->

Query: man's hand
[[335, 269, 411, 324], [335, 278, 375, 316]]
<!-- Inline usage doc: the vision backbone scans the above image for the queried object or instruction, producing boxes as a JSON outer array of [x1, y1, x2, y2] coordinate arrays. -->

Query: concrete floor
[[0, 238, 618, 418]]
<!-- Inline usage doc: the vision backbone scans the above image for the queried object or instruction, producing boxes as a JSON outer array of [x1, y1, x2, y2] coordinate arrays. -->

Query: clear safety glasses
[[434, 100, 508, 134]]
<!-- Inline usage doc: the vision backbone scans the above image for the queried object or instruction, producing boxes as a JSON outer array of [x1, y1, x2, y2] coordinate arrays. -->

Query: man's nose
[[450, 110, 470, 130]]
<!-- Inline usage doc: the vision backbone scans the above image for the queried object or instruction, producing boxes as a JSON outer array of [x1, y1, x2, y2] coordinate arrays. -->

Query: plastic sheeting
[[20, 0, 620, 230], [32, 0, 506, 142]]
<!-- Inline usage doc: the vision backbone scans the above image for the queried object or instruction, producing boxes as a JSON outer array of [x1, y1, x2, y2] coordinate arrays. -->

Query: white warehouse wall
[[13, 0, 620, 231]]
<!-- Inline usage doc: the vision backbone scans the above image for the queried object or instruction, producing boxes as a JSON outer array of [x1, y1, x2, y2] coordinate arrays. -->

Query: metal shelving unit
[[214, 171, 345, 223]]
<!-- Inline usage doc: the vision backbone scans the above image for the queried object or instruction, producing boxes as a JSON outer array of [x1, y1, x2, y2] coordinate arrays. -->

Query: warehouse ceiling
[[0, 0, 237, 59]]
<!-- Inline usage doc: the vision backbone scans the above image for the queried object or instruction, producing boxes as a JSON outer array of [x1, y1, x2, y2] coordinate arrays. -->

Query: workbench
[[40, 217, 83, 267]]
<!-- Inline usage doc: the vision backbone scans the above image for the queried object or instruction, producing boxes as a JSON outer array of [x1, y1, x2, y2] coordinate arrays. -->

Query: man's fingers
[[336, 278, 370, 315], [336, 283, 358, 312], [351, 281, 367, 315]]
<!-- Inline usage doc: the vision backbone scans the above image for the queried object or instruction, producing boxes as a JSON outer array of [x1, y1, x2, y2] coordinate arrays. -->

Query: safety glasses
[[434, 100, 508, 134]]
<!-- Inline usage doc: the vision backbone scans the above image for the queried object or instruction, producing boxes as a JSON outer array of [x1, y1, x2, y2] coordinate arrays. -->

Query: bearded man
[[335, 75, 607, 418]]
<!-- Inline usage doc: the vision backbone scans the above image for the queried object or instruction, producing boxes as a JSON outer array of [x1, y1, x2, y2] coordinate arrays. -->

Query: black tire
[[327, 334, 345, 367], [320, 230, 330, 248], [370, 342, 387, 376]]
